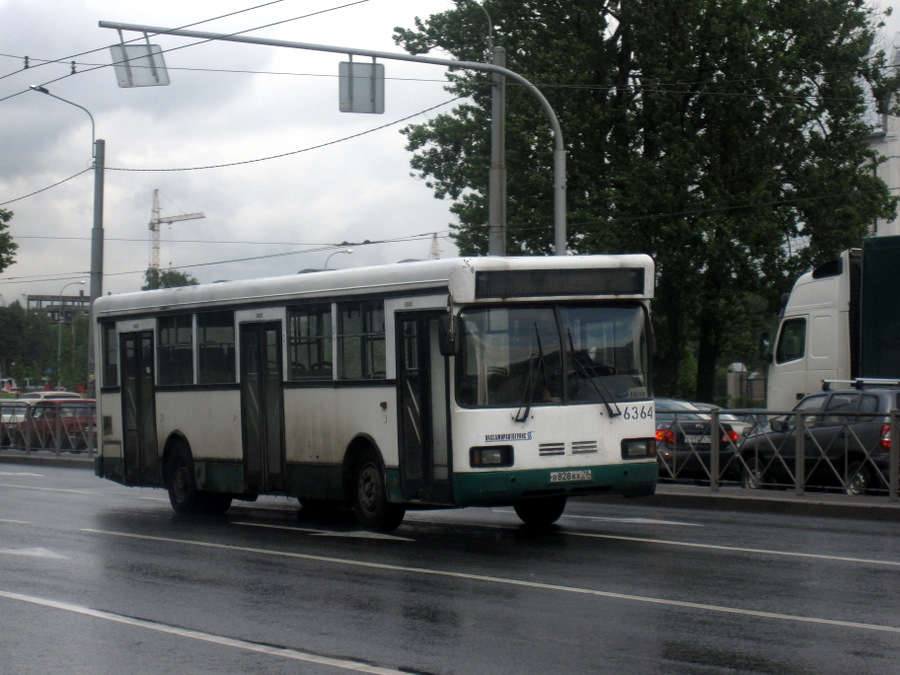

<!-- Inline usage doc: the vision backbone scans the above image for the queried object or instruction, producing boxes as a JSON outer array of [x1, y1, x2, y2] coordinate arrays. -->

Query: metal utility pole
[[99, 21, 568, 255], [148, 189, 205, 270], [488, 46, 507, 256]]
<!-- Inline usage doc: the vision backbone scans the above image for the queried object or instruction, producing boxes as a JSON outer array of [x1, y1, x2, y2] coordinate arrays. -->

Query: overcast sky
[[4, 1, 900, 305], [0, 0, 466, 302]]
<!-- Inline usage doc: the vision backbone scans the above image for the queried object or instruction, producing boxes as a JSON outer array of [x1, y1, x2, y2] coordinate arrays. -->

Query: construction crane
[[148, 189, 205, 270]]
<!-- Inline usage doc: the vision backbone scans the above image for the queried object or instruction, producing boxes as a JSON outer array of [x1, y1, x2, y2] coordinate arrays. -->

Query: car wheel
[[741, 455, 765, 490], [845, 461, 872, 497], [513, 495, 568, 528]]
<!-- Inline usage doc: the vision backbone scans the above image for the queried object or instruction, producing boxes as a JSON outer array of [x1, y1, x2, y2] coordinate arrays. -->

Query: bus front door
[[120, 331, 160, 486], [397, 313, 451, 504], [240, 322, 286, 494]]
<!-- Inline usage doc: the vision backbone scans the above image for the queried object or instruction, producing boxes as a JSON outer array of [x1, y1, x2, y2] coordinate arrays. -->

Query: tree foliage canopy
[[0, 208, 18, 274], [142, 267, 199, 291], [395, 0, 900, 400]]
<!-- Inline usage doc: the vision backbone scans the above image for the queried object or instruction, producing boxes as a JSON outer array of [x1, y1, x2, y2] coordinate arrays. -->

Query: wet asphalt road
[[1, 465, 898, 674]]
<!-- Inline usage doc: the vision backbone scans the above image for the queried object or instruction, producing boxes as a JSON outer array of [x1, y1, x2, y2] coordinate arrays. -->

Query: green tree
[[0, 302, 55, 387], [142, 267, 199, 290], [0, 208, 18, 273], [395, 0, 900, 400]]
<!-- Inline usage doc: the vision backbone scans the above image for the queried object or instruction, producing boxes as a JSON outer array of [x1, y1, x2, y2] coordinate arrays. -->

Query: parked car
[[691, 402, 754, 437], [18, 391, 83, 400], [12, 398, 96, 451], [0, 400, 31, 446], [655, 398, 741, 481], [738, 387, 898, 495]]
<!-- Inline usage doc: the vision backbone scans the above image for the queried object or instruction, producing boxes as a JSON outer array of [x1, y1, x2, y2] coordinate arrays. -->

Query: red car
[[12, 399, 96, 451]]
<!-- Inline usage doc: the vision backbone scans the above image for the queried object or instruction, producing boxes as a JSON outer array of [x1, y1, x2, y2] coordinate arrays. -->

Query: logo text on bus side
[[484, 432, 534, 443]]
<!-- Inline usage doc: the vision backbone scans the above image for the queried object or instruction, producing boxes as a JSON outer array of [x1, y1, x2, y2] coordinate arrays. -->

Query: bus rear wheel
[[166, 442, 232, 514], [352, 448, 405, 532], [166, 443, 198, 513], [514, 496, 567, 528]]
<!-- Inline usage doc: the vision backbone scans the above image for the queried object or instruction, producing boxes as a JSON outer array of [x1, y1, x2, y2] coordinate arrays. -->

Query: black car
[[655, 398, 740, 482], [738, 387, 897, 495]]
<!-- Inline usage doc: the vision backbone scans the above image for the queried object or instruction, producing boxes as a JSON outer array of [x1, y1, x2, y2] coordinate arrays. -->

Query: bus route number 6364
[[623, 404, 654, 421]]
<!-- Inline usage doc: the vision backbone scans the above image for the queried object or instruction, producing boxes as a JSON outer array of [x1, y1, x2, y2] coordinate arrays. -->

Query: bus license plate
[[550, 469, 592, 483]]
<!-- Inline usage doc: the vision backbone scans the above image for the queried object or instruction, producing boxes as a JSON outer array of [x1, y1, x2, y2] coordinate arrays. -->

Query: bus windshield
[[456, 303, 650, 408]]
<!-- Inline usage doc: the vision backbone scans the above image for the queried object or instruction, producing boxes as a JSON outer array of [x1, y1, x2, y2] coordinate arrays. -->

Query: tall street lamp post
[[30, 85, 105, 394]]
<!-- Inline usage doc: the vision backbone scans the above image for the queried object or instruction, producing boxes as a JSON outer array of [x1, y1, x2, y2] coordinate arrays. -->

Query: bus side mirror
[[438, 314, 459, 356]]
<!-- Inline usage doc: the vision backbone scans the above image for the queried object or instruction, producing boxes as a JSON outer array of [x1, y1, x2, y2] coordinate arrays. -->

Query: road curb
[[614, 483, 900, 523], [0, 449, 94, 470], [3, 450, 898, 522]]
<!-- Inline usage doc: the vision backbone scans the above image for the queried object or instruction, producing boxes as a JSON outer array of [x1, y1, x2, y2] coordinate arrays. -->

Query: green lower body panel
[[452, 461, 658, 507], [95, 455, 124, 481], [96, 455, 656, 510], [195, 461, 346, 499], [284, 463, 345, 501], [194, 460, 245, 494]]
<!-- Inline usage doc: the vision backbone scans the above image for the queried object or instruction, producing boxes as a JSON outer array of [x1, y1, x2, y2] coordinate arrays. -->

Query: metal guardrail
[[0, 400, 96, 455], [658, 409, 899, 502]]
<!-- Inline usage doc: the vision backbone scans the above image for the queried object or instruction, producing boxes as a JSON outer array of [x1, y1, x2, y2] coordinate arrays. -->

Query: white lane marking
[[0, 483, 96, 495], [561, 513, 701, 527], [81, 528, 900, 635], [407, 508, 700, 528], [233, 521, 415, 542], [0, 518, 30, 525], [0, 547, 68, 560], [571, 532, 900, 568], [0, 589, 407, 674], [0, 471, 44, 477]]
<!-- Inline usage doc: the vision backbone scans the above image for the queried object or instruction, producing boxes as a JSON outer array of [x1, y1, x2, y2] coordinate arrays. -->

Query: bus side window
[[198, 311, 235, 384], [337, 300, 385, 380], [101, 322, 118, 387], [197, 312, 236, 384], [288, 305, 333, 379], [158, 314, 194, 385]]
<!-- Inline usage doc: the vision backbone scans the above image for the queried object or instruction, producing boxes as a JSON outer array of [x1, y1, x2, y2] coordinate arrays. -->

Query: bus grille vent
[[539, 442, 566, 457], [571, 440, 599, 454]]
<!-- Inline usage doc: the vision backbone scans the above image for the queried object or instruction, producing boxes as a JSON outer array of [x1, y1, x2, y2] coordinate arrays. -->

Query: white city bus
[[94, 256, 657, 531]]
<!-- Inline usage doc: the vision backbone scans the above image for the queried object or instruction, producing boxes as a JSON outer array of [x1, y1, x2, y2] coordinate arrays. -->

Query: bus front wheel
[[352, 448, 405, 532], [514, 496, 567, 528]]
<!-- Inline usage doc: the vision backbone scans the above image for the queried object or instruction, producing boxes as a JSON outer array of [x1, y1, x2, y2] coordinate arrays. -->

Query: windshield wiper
[[567, 330, 621, 418], [514, 324, 545, 422]]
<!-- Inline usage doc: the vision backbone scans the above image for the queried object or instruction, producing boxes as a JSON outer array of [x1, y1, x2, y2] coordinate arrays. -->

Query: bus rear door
[[240, 321, 286, 493], [120, 331, 160, 486]]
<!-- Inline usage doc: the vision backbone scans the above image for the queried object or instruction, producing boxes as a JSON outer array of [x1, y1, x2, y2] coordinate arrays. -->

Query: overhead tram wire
[[0, 231, 453, 286], [2, 53, 450, 86], [11, 231, 455, 247], [0, 168, 91, 207], [0, 0, 372, 99], [106, 97, 461, 173], [0, 95, 460, 205], [0, 0, 291, 83]]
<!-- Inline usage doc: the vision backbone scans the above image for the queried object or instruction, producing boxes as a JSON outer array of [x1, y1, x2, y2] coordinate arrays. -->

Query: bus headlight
[[621, 438, 656, 459], [470, 445, 514, 468]]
